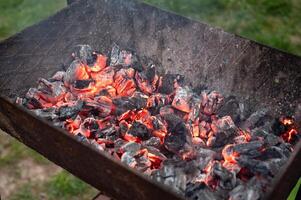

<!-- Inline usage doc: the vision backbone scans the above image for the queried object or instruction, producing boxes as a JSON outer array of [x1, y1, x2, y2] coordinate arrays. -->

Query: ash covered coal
[[17, 44, 300, 200]]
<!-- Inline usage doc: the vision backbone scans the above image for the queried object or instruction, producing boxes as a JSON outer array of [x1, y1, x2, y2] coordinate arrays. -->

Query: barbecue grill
[[0, 0, 300, 199]]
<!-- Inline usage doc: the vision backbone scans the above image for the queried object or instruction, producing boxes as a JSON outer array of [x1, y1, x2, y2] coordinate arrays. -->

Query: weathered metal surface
[[0, 0, 300, 199], [0, 97, 183, 200]]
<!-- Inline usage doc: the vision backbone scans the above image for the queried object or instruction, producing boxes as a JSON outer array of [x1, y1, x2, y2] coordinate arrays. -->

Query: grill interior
[[0, 0, 300, 199]]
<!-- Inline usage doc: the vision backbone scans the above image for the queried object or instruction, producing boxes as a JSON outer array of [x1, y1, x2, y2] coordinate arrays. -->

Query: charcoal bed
[[0, 0, 300, 199]]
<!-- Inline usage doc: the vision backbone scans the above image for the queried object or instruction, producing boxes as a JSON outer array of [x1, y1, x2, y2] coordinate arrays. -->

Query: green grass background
[[0, 0, 300, 199]]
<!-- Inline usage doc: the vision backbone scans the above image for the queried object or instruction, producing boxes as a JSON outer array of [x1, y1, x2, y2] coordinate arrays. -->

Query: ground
[[0, 0, 300, 199]]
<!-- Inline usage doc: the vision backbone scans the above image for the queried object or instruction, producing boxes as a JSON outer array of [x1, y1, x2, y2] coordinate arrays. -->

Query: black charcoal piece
[[121, 141, 141, 155], [145, 65, 156, 82], [64, 60, 83, 85], [121, 152, 137, 167], [258, 146, 286, 160], [97, 125, 120, 142], [158, 74, 179, 94], [58, 100, 84, 120], [32, 108, 57, 120], [217, 96, 242, 123], [110, 44, 135, 67], [163, 121, 188, 154], [185, 183, 220, 200], [242, 109, 270, 130], [127, 121, 151, 141], [236, 156, 271, 176], [113, 95, 147, 115], [208, 116, 238, 148], [74, 79, 93, 89], [130, 92, 148, 109], [143, 137, 161, 148], [196, 148, 216, 170], [228, 140, 264, 158], [73, 44, 94, 65], [200, 90, 224, 115], [162, 113, 184, 133]]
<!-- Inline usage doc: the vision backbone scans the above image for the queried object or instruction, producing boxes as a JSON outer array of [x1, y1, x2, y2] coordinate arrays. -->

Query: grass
[[0, 0, 66, 40], [46, 171, 97, 200], [10, 184, 36, 200], [8, 172, 98, 200], [0, 132, 50, 167], [0, 0, 300, 199]]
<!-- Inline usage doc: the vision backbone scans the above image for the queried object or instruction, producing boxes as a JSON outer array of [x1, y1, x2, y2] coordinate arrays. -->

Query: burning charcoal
[[57, 100, 84, 120], [208, 116, 238, 148], [84, 96, 113, 117], [135, 151, 152, 172], [187, 96, 201, 123], [72, 44, 94, 65], [130, 92, 148, 109], [64, 60, 89, 86], [144, 146, 167, 164], [200, 90, 224, 115], [112, 97, 134, 115], [272, 116, 299, 144], [242, 109, 270, 130], [200, 161, 236, 190], [23, 97, 43, 109], [158, 74, 184, 94], [114, 138, 127, 152], [38, 78, 67, 98], [127, 121, 151, 141], [172, 87, 194, 113], [195, 148, 216, 170], [78, 117, 99, 138], [222, 140, 264, 162], [89, 53, 108, 72], [98, 86, 116, 97], [258, 146, 287, 160], [90, 66, 115, 90], [135, 65, 158, 95], [18, 44, 298, 200], [236, 156, 271, 176], [147, 94, 171, 113], [121, 152, 137, 168], [96, 125, 120, 144], [151, 116, 168, 139], [64, 115, 82, 134], [110, 44, 136, 67], [113, 68, 136, 96]]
